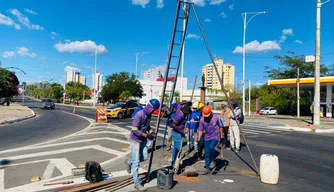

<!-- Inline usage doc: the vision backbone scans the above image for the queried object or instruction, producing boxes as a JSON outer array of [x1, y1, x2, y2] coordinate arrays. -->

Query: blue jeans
[[187, 129, 198, 150], [204, 139, 218, 170], [128, 139, 148, 185], [171, 131, 182, 168]]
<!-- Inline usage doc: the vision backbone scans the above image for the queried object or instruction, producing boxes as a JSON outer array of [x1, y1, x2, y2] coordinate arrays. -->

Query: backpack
[[132, 106, 143, 118], [85, 161, 103, 183], [236, 107, 244, 124]]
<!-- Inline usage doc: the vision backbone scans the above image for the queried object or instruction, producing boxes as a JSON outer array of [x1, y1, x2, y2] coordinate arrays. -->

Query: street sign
[[305, 55, 315, 63]]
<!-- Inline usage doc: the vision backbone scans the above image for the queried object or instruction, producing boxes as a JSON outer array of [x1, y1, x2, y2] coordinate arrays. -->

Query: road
[[0, 98, 90, 151]]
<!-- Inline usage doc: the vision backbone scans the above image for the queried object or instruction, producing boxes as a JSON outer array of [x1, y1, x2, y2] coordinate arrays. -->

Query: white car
[[260, 107, 278, 115]]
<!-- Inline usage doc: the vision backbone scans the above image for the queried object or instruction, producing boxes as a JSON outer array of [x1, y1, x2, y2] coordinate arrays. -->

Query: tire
[[266, 112, 269, 115], [117, 112, 123, 119]]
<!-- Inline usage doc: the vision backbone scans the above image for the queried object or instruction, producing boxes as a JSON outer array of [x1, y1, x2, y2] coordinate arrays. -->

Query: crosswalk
[[111, 121, 290, 138]]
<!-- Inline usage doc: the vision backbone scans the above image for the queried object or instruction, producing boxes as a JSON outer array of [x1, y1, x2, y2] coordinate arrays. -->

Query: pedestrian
[[126, 99, 160, 192], [197, 102, 205, 160], [310, 102, 314, 124], [171, 104, 192, 169], [228, 100, 242, 153], [198, 106, 224, 175], [220, 101, 231, 150], [165, 103, 178, 151], [186, 102, 201, 152]]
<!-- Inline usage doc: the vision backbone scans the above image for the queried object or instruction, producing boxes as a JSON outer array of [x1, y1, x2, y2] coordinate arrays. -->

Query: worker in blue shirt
[[185, 102, 201, 152]]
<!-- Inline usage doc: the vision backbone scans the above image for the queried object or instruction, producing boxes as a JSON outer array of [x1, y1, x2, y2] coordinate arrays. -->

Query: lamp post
[[241, 11, 267, 115], [93, 47, 97, 108], [135, 52, 149, 80]]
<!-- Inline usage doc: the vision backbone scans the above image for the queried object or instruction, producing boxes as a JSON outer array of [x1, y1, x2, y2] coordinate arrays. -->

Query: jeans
[[229, 125, 240, 150], [128, 139, 148, 185], [204, 139, 218, 170], [187, 129, 198, 150], [167, 127, 173, 148], [171, 131, 182, 168]]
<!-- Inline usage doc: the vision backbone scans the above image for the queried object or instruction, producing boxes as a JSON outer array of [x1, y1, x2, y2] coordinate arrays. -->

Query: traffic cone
[[73, 107, 76, 114]]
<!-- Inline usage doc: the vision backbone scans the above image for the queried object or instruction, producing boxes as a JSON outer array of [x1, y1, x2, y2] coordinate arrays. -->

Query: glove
[[181, 133, 186, 138], [146, 134, 155, 140], [220, 138, 226, 145], [197, 140, 202, 149]]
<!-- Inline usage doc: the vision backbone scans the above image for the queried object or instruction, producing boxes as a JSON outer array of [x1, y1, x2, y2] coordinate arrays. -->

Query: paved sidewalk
[[0, 103, 35, 125]]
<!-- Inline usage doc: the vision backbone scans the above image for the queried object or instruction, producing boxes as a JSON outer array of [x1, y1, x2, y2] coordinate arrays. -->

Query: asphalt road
[[0, 98, 90, 151]]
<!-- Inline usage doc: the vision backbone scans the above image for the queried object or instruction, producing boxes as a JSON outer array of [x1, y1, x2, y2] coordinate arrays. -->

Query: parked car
[[40, 98, 55, 109], [259, 107, 278, 115], [106, 101, 139, 119]]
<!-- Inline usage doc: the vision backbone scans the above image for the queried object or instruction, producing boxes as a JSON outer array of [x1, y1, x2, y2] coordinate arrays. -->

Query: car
[[152, 104, 168, 117], [40, 98, 55, 109], [259, 107, 278, 115], [106, 101, 139, 119]]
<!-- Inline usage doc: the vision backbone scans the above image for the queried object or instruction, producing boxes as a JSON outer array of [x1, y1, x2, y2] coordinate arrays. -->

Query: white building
[[93, 73, 103, 91], [66, 70, 86, 86], [78, 76, 86, 86], [143, 66, 165, 81]]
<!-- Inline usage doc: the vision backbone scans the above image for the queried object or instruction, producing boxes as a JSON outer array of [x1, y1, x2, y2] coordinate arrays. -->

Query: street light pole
[[314, 0, 330, 125], [180, 0, 187, 102], [93, 47, 97, 108], [241, 11, 267, 115], [297, 67, 300, 118], [135, 52, 149, 80], [249, 80, 251, 117]]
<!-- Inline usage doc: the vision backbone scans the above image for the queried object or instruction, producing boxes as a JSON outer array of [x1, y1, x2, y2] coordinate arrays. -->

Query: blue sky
[[1, 0, 334, 89]]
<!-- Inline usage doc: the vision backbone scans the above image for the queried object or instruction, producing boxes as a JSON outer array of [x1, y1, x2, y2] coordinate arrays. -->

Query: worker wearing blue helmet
[[126, 99, 160, 191]]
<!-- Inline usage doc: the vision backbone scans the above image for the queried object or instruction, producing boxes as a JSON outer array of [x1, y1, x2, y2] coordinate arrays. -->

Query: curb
[[0, 107, 36, 125], [272, 126, 334, 133]]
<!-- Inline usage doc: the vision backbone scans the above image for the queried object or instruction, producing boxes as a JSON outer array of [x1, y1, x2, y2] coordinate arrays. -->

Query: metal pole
[[135, 53, 138, 80], [249, 80, 251, 117], [190, 75, 197, 101], [22, 90, 25, 106], [192, 4, 259, 174], [297, 67, 300, 118], [93, 47, 97, 108], [180, 0, 187, 102], [242, 13, 247, 116]]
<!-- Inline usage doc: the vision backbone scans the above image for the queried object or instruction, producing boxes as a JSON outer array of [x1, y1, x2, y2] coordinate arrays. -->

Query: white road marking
[[1, 145, 124, 161], [0, 169, 4, 192], [75, 131, 128, 137], [241, 129, 272, 134], [243, 124, 290, 131], [41, 162, 56, 180], [0, 137, 129, 155]]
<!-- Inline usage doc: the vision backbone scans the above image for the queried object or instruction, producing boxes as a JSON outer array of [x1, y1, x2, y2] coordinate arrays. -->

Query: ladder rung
[[171, 56, 180, 58], [169, 67, 176, 70], [176, 30, 184, 33], [173, 43, 181, 46], [178, 17, 186, 19]]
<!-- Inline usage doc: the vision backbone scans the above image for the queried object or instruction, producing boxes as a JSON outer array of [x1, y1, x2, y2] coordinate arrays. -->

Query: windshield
[[111, 102, 125, 109], [263, 107, 269, 110], [43, 99, 53, 102]]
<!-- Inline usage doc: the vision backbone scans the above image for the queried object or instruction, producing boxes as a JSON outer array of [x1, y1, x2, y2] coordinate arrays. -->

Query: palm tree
[[174, 91, 180, 103]]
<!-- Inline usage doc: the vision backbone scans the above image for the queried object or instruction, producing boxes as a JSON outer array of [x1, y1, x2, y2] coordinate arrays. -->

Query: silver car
[[40, 98, 55, 109]]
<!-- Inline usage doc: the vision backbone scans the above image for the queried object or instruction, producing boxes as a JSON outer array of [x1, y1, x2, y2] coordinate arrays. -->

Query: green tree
[[66, 82, 90, 102], [119, 90, 132, 100], [49, 83, 64, 102], [102, 72, 143, 102], [0, 68, 19, 103]]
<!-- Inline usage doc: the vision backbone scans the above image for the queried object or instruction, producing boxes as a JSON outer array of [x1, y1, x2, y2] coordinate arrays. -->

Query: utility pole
[[249, 80, 251, 117], [93, 47, 97, 108], [180, 0, 187, 102], [314, 0, 330, 125], [297, 67, 300, 118], [135, 52, 149, 80]]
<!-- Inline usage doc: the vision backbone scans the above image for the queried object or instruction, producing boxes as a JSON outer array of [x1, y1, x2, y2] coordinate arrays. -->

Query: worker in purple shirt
[[171, 104, 192, 169], [198, 106, 224, 175], [126, 99, 160, 192]]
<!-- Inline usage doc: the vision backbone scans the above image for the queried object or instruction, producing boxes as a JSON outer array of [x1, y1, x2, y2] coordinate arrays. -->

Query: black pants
[[223, 126, 230, 147], [311, 113, 313, 124]]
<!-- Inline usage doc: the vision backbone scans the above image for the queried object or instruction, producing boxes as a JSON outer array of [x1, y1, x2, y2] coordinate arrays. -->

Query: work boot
[[226, 147, 231, 150], [210, 161, 216, 169], [134, 184, 147, 191], [202, 169, 211, 175], [234, 148, 239, 153], [125, 159, 131, 174]]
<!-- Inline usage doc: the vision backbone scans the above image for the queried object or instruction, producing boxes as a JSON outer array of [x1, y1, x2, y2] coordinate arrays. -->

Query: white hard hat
[[192, 101, 199, 108]]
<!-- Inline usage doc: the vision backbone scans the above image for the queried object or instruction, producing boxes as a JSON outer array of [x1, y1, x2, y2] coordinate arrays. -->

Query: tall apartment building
[[143, 66, 165, 81], [78, 76, 86, 86], [65, 70, 86, 86], [202, 58, 235, 90], [93, 73, 103, 91]]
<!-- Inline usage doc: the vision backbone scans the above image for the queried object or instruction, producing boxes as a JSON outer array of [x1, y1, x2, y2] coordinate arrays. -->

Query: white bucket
[[260, 154, 279, 184]]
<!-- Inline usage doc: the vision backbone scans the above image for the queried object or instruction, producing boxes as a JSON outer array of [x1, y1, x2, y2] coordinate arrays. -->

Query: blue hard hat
[[171, 103, 178, 109], [149, 99, 160, 110]]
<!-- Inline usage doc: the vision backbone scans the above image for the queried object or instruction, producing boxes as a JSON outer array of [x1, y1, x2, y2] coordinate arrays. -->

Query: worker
[[197, 102, 205, 160], [165, 103, 178, 151], [228, 100, 242, 153], [171, 104, 192, 169], [310, 102, 314, 124], [220, 101, 231, 150], [198, 106, 224, 175], [126, 99, 160, 192], [186, 101, 201, 152]]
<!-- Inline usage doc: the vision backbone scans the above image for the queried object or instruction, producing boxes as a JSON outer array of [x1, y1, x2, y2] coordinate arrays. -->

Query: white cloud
[[54, 40, 108, 55], [2, 51, 15, 58], [229, 4, 234, 10], [0, 12, 21, 29], [279, 28, 293, 43], [204, 18, 211, 22], [16, 47, 37, 58], [232, 40, 281, 54], [219, 12, 228, 18], [65, 39, 71, 43], [64, 65, 80, 72], [51, 31, 58, 39], [295, 40, 303, 44], [24, 9, 37, 15], [132, 0, 150, 8], [186, 33, 200, 39], [190, 0, 205, 6], [8, 9, 44, 30], [157, 0, 164, 8], [209, 0, 227, 5]]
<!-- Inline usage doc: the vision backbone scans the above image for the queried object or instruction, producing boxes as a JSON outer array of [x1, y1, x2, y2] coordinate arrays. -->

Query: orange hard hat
[[202, 106, 212, 117]]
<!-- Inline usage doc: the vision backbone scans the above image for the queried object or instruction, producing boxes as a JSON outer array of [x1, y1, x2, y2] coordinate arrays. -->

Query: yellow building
[[202, 58, 235, 90]]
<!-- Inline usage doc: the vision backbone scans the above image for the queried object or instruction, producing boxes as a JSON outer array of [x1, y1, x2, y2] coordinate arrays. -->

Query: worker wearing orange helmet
[[198, 106, 224, 175]]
